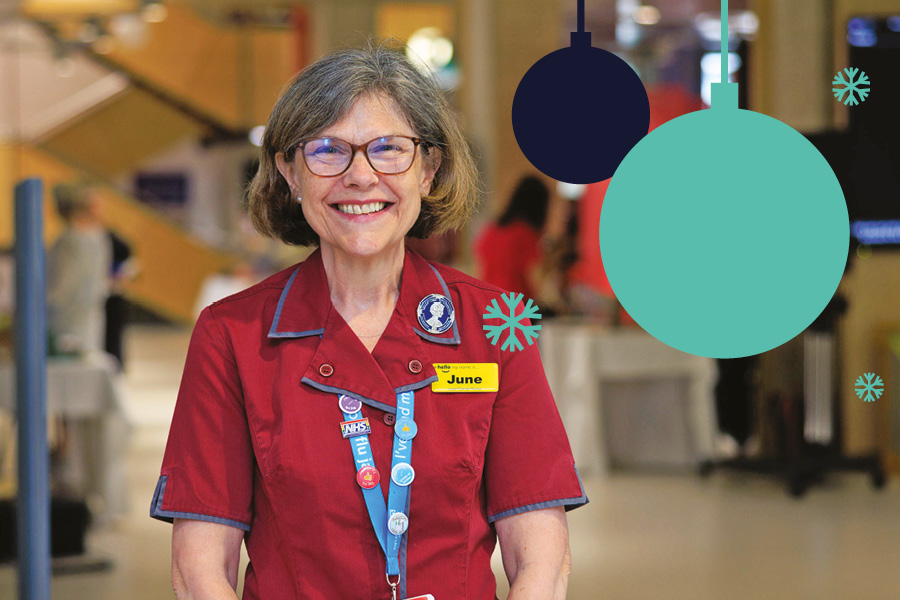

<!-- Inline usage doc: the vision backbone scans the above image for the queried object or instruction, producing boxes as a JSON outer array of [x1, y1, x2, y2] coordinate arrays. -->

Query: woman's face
[[276, 93, 439, 259]]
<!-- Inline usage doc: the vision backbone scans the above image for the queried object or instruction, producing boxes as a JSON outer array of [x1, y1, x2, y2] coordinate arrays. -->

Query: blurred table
[[0, 353, 131, 521], [539, 319, 718, 477]]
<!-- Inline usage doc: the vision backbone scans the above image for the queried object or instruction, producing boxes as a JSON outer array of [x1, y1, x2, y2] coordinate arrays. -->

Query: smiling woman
[[153, 38, 588, 600], [247, 40, 478, 247], [272, 94, 441, 260]]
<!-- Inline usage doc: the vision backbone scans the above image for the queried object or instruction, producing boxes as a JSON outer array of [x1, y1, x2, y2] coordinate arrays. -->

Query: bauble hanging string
[[511, 0, 650, 184], [598, 0, 849, 358]]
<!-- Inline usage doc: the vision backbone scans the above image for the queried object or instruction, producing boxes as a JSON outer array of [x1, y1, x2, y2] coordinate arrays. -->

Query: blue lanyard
[[340, 391, 415, 577]]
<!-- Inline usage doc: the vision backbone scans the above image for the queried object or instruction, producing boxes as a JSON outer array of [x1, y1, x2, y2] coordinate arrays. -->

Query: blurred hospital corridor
[[1, 325, 899, 600]]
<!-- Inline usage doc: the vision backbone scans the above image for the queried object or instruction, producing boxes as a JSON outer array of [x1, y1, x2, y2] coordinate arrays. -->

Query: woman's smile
[[329, 199, 395, 222], [333, 201, 389, 215]]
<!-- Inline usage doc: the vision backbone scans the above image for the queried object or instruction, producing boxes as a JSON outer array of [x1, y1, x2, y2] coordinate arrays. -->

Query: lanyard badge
[[338, 392, 419, 598]]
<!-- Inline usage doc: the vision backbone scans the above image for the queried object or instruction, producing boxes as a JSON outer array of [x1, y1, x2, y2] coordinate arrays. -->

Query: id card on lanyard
[[338, 392, 429, 600]]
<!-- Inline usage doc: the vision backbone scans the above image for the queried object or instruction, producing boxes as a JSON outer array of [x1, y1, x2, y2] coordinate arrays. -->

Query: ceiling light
[[695, 11, 758, 42], [733, 11, 759, 37], [141, 1, 168, 24], [406, 27, 454, 73], [633, 5, 660, 26], [110, 13, 149, 47], [249, 126, 265, 147]]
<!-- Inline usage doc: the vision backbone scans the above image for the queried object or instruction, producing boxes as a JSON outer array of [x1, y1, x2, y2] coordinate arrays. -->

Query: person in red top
[[474, 175, 549, 300], [569, 85, 704, 325], [151, 40, 587, 600]]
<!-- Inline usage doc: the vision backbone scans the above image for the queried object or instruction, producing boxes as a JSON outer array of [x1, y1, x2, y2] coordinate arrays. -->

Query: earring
[[296, 195, 302, 203]]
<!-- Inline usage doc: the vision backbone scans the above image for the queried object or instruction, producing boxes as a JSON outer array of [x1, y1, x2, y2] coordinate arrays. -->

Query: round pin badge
[[394, 417, 418, 441], [417, 293, 454, 335], [338, 395, 362, 414], [388, 512, 409, 535], [356, 465, 380, 489], [391, 462, 416, 487]]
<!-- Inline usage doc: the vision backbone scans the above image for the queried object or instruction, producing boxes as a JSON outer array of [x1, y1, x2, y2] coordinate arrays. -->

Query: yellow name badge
[[431, 363, 499, 393]]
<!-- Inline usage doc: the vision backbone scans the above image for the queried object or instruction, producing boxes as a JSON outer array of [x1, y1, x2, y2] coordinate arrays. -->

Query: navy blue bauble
[[512, 43, 650, 184]]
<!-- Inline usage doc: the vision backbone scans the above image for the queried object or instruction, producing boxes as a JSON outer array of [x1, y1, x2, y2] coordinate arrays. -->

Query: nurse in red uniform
[[151, 40, 588, 600], [474, 175, 549, 300]]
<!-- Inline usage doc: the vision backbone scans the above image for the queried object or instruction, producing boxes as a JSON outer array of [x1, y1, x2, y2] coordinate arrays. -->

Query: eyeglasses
[[292, 135, 427, 177]]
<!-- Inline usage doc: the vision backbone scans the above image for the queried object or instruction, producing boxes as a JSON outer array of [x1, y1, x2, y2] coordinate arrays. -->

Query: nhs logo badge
[[340, 418, 371, 438]]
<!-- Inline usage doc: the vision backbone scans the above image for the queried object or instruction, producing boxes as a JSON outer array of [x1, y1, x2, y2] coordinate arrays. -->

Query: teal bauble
[[599, 86, 849, 358]]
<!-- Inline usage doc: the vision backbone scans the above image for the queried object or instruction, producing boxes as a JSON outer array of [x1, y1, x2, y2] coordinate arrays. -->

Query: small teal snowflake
[[832, 67, 870, 106], [854, 372, 883, 402], [483, 292, 542, 352]]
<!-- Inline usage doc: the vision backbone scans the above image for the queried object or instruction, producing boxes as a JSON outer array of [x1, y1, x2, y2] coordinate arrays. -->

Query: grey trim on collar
[[301, 376, 438, 413], [268, 266, 325, 339], [412, 264, 461, 345], [413, 328, 459, 345], [149, 475, 251, 532], [301, 377, 398, 414], [269, 259, 461, 344], [394, 376, 438, 394], [275, 328, 325, 339], [486, 465, 590, 524]]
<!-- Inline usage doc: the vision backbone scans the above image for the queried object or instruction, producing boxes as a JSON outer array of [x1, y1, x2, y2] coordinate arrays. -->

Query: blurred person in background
[[46, 183, 113, 500], [47, 182, 112, 354], [152, 40, 586, 600], [474, 174, 549, 301], [568, 86, 704, 324], [105, 231, 136, 370]]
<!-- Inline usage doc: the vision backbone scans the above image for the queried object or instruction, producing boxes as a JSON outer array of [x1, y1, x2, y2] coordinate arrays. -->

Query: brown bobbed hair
[[247, 38, 480, 247]]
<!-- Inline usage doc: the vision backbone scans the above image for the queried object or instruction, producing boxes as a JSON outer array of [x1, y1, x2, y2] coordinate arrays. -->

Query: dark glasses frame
[[290, 134, 428, 177]]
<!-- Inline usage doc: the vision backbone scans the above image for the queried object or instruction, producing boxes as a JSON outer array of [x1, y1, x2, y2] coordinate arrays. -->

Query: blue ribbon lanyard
[[340, 390, 415, 577]]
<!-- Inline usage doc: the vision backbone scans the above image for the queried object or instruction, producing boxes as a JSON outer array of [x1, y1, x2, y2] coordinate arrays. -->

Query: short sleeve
[[483, 322, 589, 523], [150, 306, 254, 532]]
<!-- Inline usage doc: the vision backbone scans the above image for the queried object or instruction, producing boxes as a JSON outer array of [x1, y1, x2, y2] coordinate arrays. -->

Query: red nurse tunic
[[150, 246, 587, 600]]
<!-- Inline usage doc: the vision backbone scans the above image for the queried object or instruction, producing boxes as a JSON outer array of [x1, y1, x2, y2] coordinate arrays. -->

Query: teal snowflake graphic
[[832, 68, 870, 106], [854, 372, 883, 402], [483, 292, 542, 352]]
